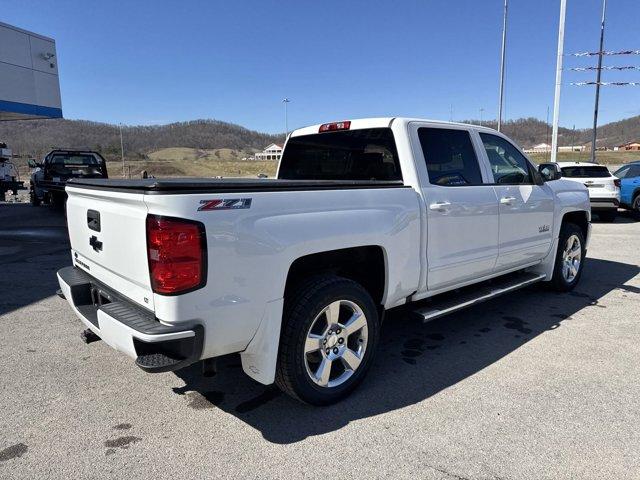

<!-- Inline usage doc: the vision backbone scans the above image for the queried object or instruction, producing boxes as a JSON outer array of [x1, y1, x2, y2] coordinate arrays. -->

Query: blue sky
[[4, 0, 640, 133]]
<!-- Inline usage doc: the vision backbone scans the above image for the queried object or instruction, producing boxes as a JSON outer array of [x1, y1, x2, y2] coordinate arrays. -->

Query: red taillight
[[146, 215, 206, 295], [319, 121, 351, 133], [614, 178, 621, 188]]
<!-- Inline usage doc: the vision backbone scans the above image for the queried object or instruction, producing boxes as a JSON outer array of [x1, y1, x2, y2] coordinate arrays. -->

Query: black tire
[[550, 222, 586, 292], [598, 210, 616, 222], [632, 194, 640, 219], [50, 192, 66, 209], [275, 275, 379, 405], [30, 189, 41, 207]]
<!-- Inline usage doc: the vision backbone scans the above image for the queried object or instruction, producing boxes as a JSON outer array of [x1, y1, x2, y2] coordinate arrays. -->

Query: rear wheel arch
[[284, 246, 387, 307]]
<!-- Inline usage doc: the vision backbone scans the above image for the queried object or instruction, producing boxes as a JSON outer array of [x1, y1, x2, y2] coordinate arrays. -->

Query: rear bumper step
[[412, 271, 546, 323], [57, 266, 203, 373], [590, 197, 619, 209]]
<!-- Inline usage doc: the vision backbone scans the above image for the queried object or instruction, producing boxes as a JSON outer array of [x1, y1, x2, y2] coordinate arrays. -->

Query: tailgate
[[66, 186, 154, 310], [583, 177, 616, 195]]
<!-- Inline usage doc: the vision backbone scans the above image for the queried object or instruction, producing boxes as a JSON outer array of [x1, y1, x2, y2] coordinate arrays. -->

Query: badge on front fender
[[198, 198, 252, 211]]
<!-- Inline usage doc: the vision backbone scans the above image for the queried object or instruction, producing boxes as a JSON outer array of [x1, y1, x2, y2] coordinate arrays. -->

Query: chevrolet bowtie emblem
[[89, 235, 103, 252]]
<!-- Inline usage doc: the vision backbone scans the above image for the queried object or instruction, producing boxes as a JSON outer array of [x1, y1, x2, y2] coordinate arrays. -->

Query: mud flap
[[240, 298, 284, 385]]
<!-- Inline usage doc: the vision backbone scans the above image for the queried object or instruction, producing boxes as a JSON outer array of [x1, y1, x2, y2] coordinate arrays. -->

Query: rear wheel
[[276, 275, 379, 405], [550, 223, 586, 292], [598, 210, 616, 222]]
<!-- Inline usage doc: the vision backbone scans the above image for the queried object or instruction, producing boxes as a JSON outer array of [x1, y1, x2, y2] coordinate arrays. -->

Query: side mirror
[[538, 162, 562, 182]]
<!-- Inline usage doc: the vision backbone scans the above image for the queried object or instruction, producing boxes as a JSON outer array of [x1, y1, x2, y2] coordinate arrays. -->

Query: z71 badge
[[198, 198, 252, 211]]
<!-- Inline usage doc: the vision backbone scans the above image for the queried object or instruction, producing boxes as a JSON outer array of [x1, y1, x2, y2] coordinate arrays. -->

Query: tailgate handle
[[87, 209, 101, 232]]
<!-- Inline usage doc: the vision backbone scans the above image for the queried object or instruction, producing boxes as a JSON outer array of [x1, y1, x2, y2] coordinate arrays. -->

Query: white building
[[0, 22, 62, 120], [254, 143, 283, 161], [524, 143, 585, 154], [523, 143, 552, 153], [558, 145, 585, 153]]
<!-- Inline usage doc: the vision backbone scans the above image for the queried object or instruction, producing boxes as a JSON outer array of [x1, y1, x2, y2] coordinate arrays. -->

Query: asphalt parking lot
[[1, 204, 639, 479]]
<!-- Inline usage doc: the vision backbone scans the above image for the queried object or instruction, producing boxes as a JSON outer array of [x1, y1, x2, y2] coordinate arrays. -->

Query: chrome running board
[[413, 271, 546, 323]]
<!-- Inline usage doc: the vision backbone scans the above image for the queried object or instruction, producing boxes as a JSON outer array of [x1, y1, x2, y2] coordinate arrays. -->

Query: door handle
[[429, 201, 451, 211], [500, 196, 517, 205]]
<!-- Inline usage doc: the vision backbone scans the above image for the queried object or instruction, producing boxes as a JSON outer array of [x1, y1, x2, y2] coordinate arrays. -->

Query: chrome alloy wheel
[[303, 300, 369, 388], [562, 234, 582, 282]]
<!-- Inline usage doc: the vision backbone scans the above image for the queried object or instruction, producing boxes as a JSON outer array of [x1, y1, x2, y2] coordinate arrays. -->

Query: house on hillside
[[254, 143, 283, 161], [614, 141, 640, 151]]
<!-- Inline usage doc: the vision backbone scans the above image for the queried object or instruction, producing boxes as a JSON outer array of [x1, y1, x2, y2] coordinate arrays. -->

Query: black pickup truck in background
[[29, 149, 108, 207]]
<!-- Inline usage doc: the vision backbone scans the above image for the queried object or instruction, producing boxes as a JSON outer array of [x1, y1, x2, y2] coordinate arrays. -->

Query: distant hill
[[1, 115, 639, 159], [0, 119, 285, 160], [463, 116, 640, 149]]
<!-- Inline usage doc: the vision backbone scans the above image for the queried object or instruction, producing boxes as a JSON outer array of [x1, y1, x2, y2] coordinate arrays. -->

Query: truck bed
[[67, 177, 406, 194]]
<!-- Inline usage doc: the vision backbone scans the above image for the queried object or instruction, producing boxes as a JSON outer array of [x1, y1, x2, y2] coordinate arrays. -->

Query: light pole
[[479, 108, 485, 126], [119, 123, 125, 178], [282, 98, 291, 138], [551, 0, 567, 164], [591, 0, 607, 163], [497, 0, 508, 132]]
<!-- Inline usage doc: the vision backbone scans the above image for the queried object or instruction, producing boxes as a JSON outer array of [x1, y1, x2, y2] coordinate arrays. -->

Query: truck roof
[[290, 117, 500, 137], [556, 161, 602, 168]]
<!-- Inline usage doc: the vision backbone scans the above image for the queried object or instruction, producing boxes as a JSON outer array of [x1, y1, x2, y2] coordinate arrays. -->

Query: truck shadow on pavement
[[0, 205, 69, 316], [173, 256, 639, 444]]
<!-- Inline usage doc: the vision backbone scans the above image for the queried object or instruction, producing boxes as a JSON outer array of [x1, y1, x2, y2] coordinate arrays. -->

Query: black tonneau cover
[[67, 178, 406, 194]]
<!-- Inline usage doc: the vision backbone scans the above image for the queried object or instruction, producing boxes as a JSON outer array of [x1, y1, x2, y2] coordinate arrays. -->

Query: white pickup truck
[[58, 118, 591, 405]]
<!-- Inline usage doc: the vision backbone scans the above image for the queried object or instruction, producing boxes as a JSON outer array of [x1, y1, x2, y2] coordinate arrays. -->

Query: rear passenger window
[[417, 128, 483, 186]]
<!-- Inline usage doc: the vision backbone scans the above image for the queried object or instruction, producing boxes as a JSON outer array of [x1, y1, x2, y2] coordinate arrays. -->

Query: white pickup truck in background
[[57, 117, 591, 405]]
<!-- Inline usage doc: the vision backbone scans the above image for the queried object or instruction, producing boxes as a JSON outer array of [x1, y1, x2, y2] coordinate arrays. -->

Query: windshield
[[278, 128, 402, 181], [560, 166, 611, 178]]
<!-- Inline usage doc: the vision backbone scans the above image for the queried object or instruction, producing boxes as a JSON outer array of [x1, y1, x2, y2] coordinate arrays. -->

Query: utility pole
[[480, 108, 485, 126], [551, 0, 567, 164], [119, 123, 125, 178], [591, 0, 607, 163], [282, 98, 291, 138], [497, 0, 508, 132], [449, 104, 453, 122], [546, 106, 551, 161]]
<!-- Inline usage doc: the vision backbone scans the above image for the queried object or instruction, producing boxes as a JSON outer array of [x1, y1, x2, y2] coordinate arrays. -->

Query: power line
[[571, 65, 640, 71], [570, 49, 640, 57], [571, 81, 640, 86]]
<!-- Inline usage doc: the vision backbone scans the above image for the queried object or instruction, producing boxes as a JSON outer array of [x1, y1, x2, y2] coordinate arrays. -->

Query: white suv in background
[[558, 162, 620, 222]]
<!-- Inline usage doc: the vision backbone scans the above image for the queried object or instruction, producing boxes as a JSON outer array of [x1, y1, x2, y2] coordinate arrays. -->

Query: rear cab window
[[560, 166, 612, 178], [417, 127, 483, 186], [46, 152, 107, 177], [278, 128, 402, 181]]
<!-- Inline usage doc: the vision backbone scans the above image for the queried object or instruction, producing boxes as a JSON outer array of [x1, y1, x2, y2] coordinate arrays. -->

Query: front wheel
[[550, 223, 586, 292], [30, 189, 41, 207], [632, 195, 640, 219], [276, 275, 379, 405]]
